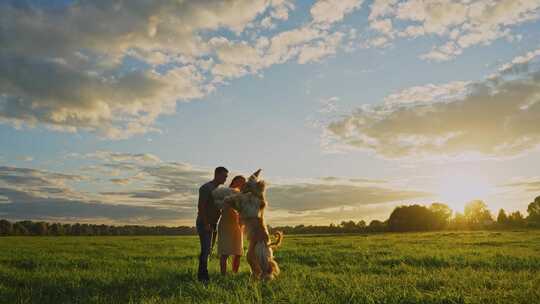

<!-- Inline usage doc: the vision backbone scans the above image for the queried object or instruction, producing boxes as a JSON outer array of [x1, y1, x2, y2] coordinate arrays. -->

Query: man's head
[[214, 166, 229, 185]]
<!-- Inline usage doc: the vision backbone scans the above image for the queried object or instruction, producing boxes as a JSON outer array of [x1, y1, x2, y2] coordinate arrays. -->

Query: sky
[[1, 0, 540, 226]]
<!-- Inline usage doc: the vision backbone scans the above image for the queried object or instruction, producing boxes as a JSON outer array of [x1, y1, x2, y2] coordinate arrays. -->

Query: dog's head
[[243, 169, 266, 197]]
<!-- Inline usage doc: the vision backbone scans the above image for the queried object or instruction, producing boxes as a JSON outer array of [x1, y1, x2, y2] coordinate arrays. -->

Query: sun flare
[[435, 173, 494, 213]]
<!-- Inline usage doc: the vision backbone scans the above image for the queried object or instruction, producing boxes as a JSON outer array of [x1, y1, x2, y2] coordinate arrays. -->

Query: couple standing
[[196, 166, 246, 283]]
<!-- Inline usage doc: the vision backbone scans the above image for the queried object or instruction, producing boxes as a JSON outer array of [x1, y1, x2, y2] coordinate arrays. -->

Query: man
[[196, 166, 228, 283]]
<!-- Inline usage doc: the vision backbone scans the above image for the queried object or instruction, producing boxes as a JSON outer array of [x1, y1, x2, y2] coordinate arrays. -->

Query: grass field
[[0, 231, 539, 304]]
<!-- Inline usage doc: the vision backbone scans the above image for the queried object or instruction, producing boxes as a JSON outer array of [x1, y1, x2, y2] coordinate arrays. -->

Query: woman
[[213, 175, 246, 275]]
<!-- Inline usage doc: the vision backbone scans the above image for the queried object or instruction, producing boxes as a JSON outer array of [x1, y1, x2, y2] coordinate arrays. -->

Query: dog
[[225, 169, 283, 280]]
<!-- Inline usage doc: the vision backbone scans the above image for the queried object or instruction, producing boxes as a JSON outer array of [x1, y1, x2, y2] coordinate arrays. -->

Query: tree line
[[1, 196, 539, 236], [275, 196, 540, 234], [0, 220, 196, 236]]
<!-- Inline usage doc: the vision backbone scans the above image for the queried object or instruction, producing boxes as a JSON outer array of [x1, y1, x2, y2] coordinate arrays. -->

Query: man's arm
[[198, 186, 211, 230]]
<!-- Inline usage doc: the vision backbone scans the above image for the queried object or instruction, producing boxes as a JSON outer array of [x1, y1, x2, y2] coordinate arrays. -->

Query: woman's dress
[[213, 187, 244, 256], [217, 205, 243, 256]]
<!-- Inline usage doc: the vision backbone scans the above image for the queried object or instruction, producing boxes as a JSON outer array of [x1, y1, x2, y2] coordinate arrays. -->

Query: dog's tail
[[268, 231, 283, 250]]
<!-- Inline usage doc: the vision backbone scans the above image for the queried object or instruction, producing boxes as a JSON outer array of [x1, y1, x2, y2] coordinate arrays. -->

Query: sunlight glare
[[436, 173, 494, 213]]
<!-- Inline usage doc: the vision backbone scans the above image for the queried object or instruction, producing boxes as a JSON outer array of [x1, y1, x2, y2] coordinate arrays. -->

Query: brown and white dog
[[225, 169, 283, 280]]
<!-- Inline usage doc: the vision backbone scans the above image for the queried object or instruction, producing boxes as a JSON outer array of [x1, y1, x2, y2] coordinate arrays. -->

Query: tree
[[368, 220, 386, 232], [63, 224, 72, 235], [388, 205, 436, 232], [34, 222, 49, 235], [13, 222, 29, 235], [71, 223, 82, 235], [464, 200, 493, 227], [0, 219, 13, 235], [508, 211, 526, 227], [340, 220, 357, 230], [49, 223, 64, 235], [430, 203, 452, 229], [527, 196, 540, 223], [449, 212, 468, 230], [497, 209, 508, 225], [357, 220, 366, 228]]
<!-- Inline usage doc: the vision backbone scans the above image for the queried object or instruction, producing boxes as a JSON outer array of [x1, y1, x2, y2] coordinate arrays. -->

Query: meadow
[[0, 231, 539, 304]]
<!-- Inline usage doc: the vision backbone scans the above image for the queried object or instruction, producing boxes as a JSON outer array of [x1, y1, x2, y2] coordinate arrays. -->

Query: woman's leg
[[232, 255, 241, 273], [220, 254, 228, 275]]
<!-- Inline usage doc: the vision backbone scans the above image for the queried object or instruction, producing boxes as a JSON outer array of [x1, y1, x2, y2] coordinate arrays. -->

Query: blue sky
[[1, 0, 540, 226]]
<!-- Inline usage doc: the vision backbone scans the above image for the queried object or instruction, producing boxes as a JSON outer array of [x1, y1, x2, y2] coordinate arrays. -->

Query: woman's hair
[[229, 175, 246, 187]]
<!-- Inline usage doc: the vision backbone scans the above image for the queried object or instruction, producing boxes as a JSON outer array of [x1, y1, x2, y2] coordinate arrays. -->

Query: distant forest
[[1, 196, 539, 236]]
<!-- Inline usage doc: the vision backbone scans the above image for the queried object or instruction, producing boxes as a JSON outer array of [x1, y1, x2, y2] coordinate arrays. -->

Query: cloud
[[311, 0, 364, 26], [85, 151, 161, 163], [318, 176, 386, 184], [15, 156, 33, 162], [0, 187, 190, 224], [267, 182, 430, 211], [497, 48, 540, 75], [325, 49, 540, 159], [0, 152, 431, 225], [110, 178, 131, 186], [258, 0, 295, 29], [369, 0, 398, 20], [370, 18, 394, 36], [266, 176, 433, 226], [367, 0, 540, 60], [269, 203, 397, 225], [297, 32, 345, 64], [319, 97, 340, 113], [501, 178, 540, 193], [210, 21, 355, 79], [93, 161, 212, 215], [0, 0, 357, 138], [0, 165, 92, 212], [0, 160, 208, 224], [382, 81, 470, 105]]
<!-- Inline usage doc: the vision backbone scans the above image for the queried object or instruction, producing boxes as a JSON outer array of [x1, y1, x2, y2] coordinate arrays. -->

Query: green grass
[[1, 231, 539, 303]]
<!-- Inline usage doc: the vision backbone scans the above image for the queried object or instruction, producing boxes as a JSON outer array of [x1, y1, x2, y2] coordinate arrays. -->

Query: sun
[[435, 173, 494, 213]]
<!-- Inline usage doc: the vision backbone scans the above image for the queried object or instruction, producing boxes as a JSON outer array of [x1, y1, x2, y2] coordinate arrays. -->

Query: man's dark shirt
[[197, 181, 221, 225]]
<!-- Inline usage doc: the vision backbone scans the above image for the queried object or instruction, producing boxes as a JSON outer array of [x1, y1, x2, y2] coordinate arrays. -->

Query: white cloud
[[382, 81, 470, 105], [502, 177, 540, 193], [297, 32, 345, 64], [16, 156, 34, 162], [497, 48, 540, 74], [86, 151, 161, 163], [325, 49, 540, 159], [0, 0, 356, 139], [319, 97, 340, 113], [369, 0, 399, 20], [311, 0, 364, 26], [367, 0, 540, 61], [370, 18, 394, 36]]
